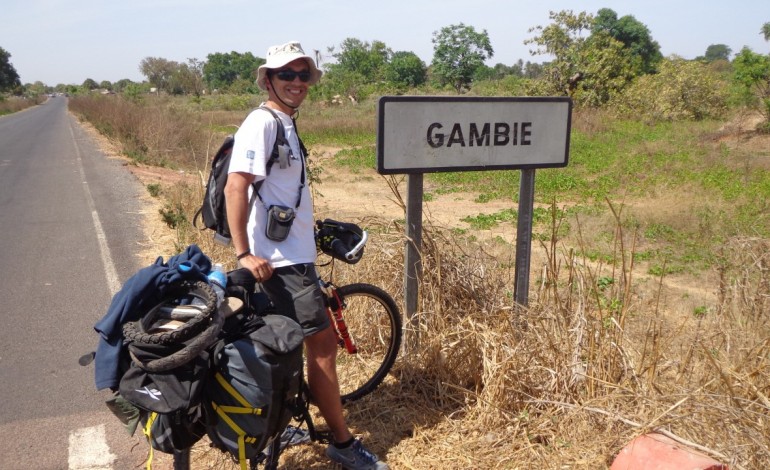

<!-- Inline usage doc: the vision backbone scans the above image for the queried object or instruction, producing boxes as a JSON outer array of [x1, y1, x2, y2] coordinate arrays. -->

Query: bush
[[0, 95, 41, 115], [470, 75, 527, 96], [733, 47, 770, 126], [611, 57, 728, 122]]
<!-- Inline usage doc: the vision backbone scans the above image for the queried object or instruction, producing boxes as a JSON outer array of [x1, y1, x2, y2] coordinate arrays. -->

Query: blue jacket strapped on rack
[[93, 244, 212, 390]]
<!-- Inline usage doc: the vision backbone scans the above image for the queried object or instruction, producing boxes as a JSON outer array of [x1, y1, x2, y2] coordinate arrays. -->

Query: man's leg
[[304, 325, 353, 443]]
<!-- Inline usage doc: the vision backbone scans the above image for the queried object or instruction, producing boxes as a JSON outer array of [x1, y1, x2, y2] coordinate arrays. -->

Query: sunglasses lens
[[275, 71, 311, 82]]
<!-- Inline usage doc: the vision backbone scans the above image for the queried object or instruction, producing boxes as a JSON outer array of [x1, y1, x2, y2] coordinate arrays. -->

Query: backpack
[[193, 106, 307, 246], [115, 280, 224, 461], [204, 313, 304, 469], [140, 407, 207, 457]]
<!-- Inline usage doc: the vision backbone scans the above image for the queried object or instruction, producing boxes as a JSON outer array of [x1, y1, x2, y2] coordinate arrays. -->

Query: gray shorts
[[260, 263, 330, 336]]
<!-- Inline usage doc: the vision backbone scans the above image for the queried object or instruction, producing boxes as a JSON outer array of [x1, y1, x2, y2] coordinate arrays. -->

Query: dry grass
[[69, 95, 213, 170], [0, 95, 45, 115], [148, 183, 769, 469]]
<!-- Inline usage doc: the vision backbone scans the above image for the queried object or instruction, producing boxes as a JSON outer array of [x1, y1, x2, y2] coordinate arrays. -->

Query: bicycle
[[172, 219, 402, 469]]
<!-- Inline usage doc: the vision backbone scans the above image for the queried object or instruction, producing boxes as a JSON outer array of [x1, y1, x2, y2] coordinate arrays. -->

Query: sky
[[2, 0, 769, 86]]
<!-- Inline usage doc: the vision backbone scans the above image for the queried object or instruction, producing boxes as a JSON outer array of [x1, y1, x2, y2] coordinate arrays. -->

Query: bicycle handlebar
[[330, 230, 368, 262]]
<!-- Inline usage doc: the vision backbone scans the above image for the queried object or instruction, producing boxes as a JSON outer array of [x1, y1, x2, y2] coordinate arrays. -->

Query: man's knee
[[305, 326, 338, 359]]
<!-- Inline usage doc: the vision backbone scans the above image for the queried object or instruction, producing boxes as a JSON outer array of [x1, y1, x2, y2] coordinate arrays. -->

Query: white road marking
[[68, 425, 115, 469], [68, 120, 121, 296], [65, 118, 121, 470]]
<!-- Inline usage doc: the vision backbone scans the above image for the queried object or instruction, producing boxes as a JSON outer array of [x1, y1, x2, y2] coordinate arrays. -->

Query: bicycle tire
[[334, 283, 402, 403], [129, 309, 224, 372], [122, 281, 217, 345]]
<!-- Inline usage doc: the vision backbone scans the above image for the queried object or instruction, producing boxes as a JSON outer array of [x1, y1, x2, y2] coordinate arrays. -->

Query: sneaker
[[278, 425, 311, 449], [263, 425, 311, 460], [325, 438, 389, 470]]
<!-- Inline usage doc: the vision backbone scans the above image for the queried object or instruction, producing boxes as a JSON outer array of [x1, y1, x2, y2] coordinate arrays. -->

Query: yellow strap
[[212, 401, 252, 470], [212, 372, 270, 470], [212, 402, 247, 437], [215, 372, 252, 408], [142, 412, 157, 470], [237, 435, 247, 470], [218, 404, 265, 415]]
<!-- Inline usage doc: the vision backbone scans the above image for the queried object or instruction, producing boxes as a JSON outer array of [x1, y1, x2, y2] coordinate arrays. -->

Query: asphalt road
[[0, 97, 166, 469]]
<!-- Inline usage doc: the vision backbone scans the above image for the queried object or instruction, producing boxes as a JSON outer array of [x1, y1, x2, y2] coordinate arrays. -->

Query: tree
[[82, 78, 98, 90], [99, 80, 113, 91], [317, 38, 395, 101], [139, 57, 179, 93], [327, 38, 392, 82], [26, 81, 47, 96], [174, 58, 204, 96], [113, 78, 135, 93], [489, 62, 518, 79], [203, 51, 264, 91], [762, 22, 770, 42], [703, 44, 732, 62], [431, 23, 494, 93], [123, 82, 150, 102], [592, 8, 662, 74], [575, 31, 637, 106], [733, 47, 770, 125], [383, 51, 426, 87], [526, 9, 594, 96], [526, 10, 636, 105], [0, 47, 21, 92], [140, 56, 206, 95], [523, 61, 545, 79]]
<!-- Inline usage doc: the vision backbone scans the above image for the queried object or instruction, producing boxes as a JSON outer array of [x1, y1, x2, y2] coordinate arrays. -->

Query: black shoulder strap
[[252, 107, 306, 209], [247, 106, 287, 210], [258, 106, 288, 177]]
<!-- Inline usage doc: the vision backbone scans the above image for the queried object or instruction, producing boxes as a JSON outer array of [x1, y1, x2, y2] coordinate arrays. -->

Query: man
[[224, 41, 388, 470]]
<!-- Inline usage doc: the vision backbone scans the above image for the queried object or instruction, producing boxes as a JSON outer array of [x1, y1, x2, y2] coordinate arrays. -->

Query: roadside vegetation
[[60, 9, 770, 470], [0, 95, 41, 115]]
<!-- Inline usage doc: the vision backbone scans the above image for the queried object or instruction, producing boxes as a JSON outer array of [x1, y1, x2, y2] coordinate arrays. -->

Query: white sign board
[[377, 96, 571, 174]]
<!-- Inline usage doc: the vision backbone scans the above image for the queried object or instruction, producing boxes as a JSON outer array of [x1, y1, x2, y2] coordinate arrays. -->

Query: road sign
[[376, 96, 572, 341], [377, 96, 571, 174]]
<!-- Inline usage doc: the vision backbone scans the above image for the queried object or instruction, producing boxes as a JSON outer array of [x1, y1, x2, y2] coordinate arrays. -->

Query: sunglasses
[[272, 70, 312, 82]]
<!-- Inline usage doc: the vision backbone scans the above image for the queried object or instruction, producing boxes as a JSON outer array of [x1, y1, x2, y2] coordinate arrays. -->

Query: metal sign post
[[377, 96, 572, 347], [514, 168, 536, 306], [404, 174, 423, 349]]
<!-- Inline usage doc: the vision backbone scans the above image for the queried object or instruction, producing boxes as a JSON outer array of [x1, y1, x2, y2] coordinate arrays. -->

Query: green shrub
[[612, 57, 728, 122], [146, 183, 162, 197]]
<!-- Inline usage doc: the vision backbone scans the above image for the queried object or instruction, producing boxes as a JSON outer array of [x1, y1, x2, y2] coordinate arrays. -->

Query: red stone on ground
[[610, 433, 728, 470]]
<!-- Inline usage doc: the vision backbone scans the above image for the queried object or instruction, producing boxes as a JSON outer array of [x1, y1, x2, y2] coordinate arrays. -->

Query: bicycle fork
[[319, 281, 358, 354]]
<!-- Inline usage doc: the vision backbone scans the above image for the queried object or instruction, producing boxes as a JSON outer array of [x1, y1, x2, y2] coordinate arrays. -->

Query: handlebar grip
[[330, 239, 350, 261], [330, 231, 368, 261]]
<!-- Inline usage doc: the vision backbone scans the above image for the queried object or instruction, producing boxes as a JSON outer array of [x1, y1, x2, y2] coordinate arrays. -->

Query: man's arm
[[224, 172, 274, 281]]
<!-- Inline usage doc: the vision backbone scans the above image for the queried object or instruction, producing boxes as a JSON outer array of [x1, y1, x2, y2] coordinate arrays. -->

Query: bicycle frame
[[319, 280, 358, 354]]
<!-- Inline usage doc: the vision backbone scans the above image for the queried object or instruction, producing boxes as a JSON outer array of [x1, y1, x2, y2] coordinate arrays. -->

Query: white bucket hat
[[256, 41, 322, 90]]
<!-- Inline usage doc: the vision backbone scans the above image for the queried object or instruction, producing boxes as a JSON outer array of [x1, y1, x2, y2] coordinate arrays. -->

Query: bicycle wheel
[[334, 283, 402, 403], [122, 280, 217, 345]]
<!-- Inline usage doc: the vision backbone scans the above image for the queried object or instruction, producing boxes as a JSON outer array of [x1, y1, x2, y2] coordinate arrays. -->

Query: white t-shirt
[[228, 107, 315, 268]]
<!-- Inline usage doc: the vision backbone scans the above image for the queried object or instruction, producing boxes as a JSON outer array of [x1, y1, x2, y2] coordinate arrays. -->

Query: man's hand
[[240, 254, 274, 282]]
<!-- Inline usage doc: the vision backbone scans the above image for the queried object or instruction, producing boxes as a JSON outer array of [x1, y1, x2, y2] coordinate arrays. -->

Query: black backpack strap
[[258, 106, 288, 178], [253, 107, 306, 209], [246, 106, 285, 211]]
